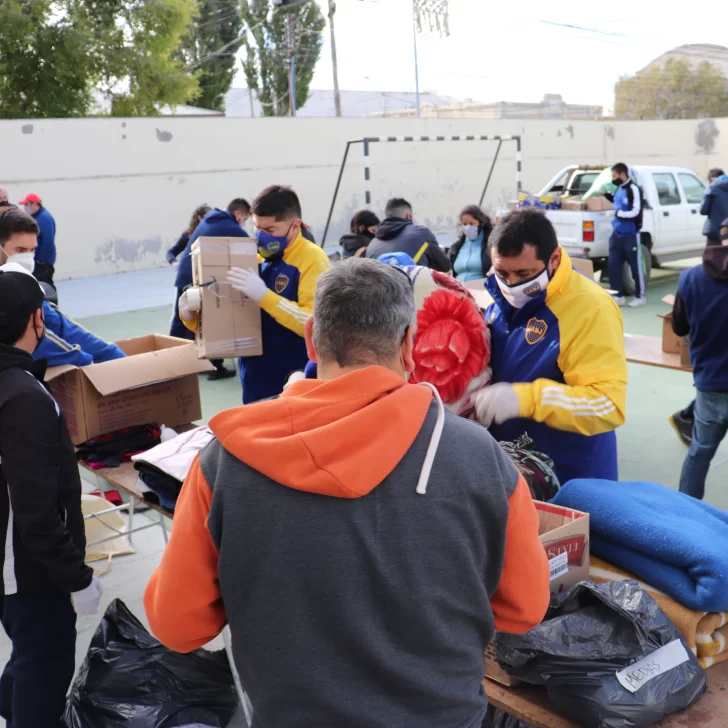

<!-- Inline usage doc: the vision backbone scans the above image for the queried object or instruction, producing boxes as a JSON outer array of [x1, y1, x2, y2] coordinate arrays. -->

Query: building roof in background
[[642, 44, 728, 77], [223, 88, 470, 117], [369, 93, 603, 120]]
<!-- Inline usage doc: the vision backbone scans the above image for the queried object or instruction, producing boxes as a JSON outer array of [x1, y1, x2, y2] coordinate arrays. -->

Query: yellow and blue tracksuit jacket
[[240, 234, 331, 404], [485, 250, 627, 484], [35, 302, 126, 367]]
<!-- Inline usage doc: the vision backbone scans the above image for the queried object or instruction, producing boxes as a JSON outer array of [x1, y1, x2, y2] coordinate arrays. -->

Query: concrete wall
[[2, 116, 725, 280]]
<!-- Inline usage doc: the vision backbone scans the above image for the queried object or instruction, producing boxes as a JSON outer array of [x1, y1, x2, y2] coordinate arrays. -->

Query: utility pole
[[328, 0, 342, 117], [411, 0, 420, 118]]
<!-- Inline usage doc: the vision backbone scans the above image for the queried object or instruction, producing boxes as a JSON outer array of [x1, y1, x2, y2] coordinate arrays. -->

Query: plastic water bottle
[[160, 425, 178, 443]]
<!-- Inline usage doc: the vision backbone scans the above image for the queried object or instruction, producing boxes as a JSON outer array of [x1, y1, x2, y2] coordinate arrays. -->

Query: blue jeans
[[679, 390, 728, 500]]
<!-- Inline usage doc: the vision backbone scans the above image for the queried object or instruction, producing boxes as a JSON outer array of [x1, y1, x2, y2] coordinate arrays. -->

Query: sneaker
[[669, 411, 693, 446], [207, 366, 237, 381], [612, 296, 626, 306], [629, 297, 647, 308]]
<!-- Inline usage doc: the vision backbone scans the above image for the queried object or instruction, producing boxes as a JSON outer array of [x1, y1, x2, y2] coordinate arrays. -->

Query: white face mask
[[495, 268, 549, 309], [463, 224, 480, 241], [4, 251, 35, 275]]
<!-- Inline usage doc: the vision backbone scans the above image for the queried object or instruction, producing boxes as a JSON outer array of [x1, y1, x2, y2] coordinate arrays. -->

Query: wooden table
[[624, 334, 691, 372], [484, 659, 728, 727]]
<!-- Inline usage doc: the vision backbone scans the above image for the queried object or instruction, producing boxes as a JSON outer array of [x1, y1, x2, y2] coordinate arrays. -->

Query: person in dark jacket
[[672, 220, 728, 500], [340, 209, 380, 258], [166, 203, 212, 264], [700, 168, 728, 246], [146, 258, 549, 728], [173, 199, 250, 380], [669, 216, 728, 445], [18, 193, 56, 281], [366, 198, 451, 272], [0, 269, 102, 728], [449, 204, 493, 281]]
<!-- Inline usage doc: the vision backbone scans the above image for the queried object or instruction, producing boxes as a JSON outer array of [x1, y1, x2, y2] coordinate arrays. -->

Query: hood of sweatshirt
[[197, 209, 248, 237], [340, 233, 372, 255], [0, 343, 46, 378], [209, 366, 443, 498], [703, 244, 728, 282], [375, 217, 413, 241]]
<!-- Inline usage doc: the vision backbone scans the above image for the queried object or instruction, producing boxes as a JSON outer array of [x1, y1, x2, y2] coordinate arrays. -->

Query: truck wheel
[[623, 244, 652, 297]]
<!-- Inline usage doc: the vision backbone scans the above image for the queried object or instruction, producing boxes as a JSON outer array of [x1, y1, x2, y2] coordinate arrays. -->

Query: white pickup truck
[[513, 165, 707, 293]]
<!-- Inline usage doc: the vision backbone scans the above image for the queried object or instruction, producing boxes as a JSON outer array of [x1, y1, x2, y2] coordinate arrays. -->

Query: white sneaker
[[629, 297, 647, 308], [613, 296, 626, 306]]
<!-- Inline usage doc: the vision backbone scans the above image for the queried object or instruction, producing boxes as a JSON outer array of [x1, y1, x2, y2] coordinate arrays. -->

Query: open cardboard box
[[46, 335, 213, 445], [191, 237, 263, 359], [486, 502, 590, 687]]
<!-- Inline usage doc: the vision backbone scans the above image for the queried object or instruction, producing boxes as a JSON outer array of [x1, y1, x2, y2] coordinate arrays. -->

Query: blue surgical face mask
[[256, 223, 294, 259]]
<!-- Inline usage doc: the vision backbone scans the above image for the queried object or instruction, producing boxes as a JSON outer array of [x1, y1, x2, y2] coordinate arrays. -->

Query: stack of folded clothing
[[552, 480, 728, 615], [591, 556, 728, 669], [132, 426, 215, 512], [77, 425, 161, 468]]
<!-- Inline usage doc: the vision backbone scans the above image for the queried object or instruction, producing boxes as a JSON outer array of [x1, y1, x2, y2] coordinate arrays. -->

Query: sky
[[233, 0, 728, 114]]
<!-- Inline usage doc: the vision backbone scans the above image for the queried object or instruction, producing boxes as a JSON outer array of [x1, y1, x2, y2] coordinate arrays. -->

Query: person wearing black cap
[[0, 270, 102, 727]]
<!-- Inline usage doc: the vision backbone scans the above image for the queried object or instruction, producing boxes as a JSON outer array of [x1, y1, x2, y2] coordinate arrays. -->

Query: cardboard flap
[[81, 342, 212, 396], [45, 364, 78, 382]]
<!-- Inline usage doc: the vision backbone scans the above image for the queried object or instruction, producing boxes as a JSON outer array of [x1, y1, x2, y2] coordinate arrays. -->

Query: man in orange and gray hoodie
[[145, 258, 550, 728]]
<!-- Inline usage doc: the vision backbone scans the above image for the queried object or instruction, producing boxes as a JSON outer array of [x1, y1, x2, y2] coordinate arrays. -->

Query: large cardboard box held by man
[[485, 502, 590, 687], [46, 335, 212, 445], [191, 237, 263, 359]]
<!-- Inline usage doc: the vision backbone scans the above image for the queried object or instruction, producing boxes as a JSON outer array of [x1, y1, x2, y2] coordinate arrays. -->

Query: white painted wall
[[1, 116, 725, 280]]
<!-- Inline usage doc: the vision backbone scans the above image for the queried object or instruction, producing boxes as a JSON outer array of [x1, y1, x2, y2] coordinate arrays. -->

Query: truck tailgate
[[546, 210, 584, 246]]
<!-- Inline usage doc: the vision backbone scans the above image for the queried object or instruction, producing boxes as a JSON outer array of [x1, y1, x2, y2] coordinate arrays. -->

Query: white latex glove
[[473, 383, 521, 428], [72, 576, 103, 615], [178, 289, 197, 322], [284, 371, 306, 390], [226, 267, 267, 303]]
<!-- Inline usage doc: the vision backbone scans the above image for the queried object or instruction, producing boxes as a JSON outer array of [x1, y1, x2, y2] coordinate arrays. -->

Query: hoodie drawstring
[[416, 383, 445, 495]]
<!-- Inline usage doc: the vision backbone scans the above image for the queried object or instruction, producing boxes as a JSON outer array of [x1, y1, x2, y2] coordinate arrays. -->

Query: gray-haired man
[[146, 257, 549, 727]]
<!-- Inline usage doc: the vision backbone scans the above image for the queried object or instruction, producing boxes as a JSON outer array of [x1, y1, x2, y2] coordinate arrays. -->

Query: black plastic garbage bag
[[495, 581, 707, 728], [65, 599, 238, 728], [486, 705, 534, 728]]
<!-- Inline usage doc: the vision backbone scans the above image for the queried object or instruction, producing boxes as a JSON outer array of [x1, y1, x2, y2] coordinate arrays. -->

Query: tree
[[615, 58, 728, 120], [240, 0, 325, 117], [0, 0, 96, 118], [179, 0, 243, 111], [88, 0, 200, 116], [0, 0, 199, 119]]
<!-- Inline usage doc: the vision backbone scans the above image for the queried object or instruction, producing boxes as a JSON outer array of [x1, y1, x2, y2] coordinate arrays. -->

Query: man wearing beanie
[[0, 270, 102, 727]]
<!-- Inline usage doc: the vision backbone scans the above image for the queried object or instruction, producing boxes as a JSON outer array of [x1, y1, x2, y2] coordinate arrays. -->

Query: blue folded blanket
[[551, 480, 728, 612]]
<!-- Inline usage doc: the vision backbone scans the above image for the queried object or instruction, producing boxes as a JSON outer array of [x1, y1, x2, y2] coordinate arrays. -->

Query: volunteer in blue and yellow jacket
[[0, 210, 126, 368], [474, 209, 627, 484], [225, 185, 331, 404]]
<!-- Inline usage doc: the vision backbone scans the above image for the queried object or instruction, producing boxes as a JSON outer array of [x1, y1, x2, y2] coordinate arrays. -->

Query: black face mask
[[358, 228, 375, 240], [33, 316, 45, 353]]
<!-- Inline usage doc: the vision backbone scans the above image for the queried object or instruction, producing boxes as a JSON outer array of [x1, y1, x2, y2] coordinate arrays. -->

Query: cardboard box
[[586, 197, 614, 211], [46, 335, 213, 445], [659, 295, 680, 354], [571, 257, 595, 281], [191, 237, 263, 359], [485, 502, 590, 687], [562, 196, 587, 211], [680, 339, 691, 368]]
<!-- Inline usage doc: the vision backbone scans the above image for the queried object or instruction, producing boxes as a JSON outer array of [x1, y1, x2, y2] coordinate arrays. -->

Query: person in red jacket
[[146, 258, 549, 728]]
